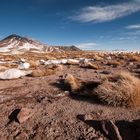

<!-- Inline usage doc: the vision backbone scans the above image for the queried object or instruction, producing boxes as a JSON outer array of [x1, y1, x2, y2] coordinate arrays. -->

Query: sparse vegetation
[[64, 71, 140, 107]]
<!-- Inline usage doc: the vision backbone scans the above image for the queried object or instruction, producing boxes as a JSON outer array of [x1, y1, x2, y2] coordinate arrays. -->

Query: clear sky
[[0, 0, 140, 50]]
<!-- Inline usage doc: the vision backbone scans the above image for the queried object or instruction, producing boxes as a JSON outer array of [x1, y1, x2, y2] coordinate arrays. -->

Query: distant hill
[[0, 34, 80, 54]]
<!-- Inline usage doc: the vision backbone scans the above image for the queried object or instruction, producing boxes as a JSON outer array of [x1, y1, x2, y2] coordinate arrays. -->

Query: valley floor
[[0, 64, 140, 140], [0, 51, 140, 139]]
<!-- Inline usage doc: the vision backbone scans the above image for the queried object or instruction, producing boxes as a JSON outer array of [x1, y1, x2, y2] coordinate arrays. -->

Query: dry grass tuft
[[80, 62, 100, 70], [65, 74, 83, 91], [31, 69, 56, 77], [93, 54, 103, 61], [64, 71, 140, 107], [28, 60, 40, 69], [64, 74, 100, 96], [106, 60, 122, 67], [126, 54, 140, 62], [95, 71, 140, 107], [30, 65, 60, 77]]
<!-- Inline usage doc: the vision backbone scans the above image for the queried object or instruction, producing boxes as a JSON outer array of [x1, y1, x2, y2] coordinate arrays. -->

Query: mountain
[[0, 34, 80, 54]]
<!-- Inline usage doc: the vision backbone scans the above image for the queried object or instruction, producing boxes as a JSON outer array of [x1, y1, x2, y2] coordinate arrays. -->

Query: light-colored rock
[[45, 60, 61, 65], [0, 68, 32, 79], [20, 58, 26, 62], [79, 58, 89, 63], [67, 59, 79, 65], [102, 120, 122, 140], [17, 108, 35, 123], [39, 59, 45, 65], [18, 62, 30, 70], [44, 59, 68, 65], [61, 59, 68, 64]]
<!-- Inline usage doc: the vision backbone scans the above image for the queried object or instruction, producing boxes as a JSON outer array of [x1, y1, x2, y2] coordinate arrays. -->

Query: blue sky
[[0, 0, 140, 50]]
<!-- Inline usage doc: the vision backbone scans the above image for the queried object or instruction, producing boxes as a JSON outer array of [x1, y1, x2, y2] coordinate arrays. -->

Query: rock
[[67, 59, 79, 65], [61, 59, 68, 64], [17, 108, 35, 123], [101, 120, 122, 140], [20, 58, 26, 63], [0, 68, 32, 80], [55, 93, 66, 97], [107, 56, 112, 60], [18, 62, 30, 70], [83, 114, 95, 121], [39, 59, 45, 65], [129, 62, 134, 66], [45, 60, 63, 65], [101, 70, 111, 74], [79, 58, 89, 63], [132, 69, 140, 74]]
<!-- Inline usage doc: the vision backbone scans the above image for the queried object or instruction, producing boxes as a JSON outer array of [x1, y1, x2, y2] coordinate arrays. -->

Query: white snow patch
[[18, 42, 42, 51], [18, 62, 30, 70], [0, 68, 32, 80]]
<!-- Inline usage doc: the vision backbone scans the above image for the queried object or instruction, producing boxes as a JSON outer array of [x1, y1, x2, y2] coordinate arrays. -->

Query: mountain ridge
[[0, 34, 80, 54]]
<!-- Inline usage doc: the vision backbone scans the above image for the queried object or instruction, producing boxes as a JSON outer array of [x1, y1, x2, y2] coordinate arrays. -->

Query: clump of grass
[[30, 65, 59, 77], [64, 71, 140, 107], [64, 74, 100, 96], [106, 60, 122, 67], [28, 60, 40, 69], [126, 54, 140, 62], [31, 68, 56, 77], [80, 62, 100, 70], [94, 54, 103, 61]]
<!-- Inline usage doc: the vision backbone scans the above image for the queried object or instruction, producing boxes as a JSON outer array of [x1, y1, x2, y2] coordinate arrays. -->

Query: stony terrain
[[0, 51, 140, 140]]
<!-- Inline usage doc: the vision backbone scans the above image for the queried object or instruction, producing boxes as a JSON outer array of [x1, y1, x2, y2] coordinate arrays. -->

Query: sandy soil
[[0, 62, 140, 140], [0, 66, 140, 140]]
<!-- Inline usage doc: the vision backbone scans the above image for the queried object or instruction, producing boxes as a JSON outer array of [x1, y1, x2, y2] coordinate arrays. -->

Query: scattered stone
[[83, 114, 95, 121], [55, 93, 67, 97], [132, 69, 140, 74], [17, 108, 35, 123], [35, 95, 45, 103], [64, 91, 70, 94], [18, 62, 30, 70], [39, 59, 45, 65], [101, 120, 122, 140], [101, 70, 111, 74], [107, 56, 112, 60]]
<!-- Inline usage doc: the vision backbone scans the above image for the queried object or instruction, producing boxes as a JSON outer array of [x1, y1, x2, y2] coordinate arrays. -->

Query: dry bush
[[64, 72, 140, 107], [95, 71, 140, 107], [0, 66, 9, 72], [28, 60, 40, 69], [30, 65, 60, 77], [65, 74, 83, 91], [80, 62, 100, 70], [1, 63, 18, 69], [64, 74, 100, 95], [106, 60, 122, 67], [31, 69, 56, 77], [93, 54, 103, 61], [126, 54, 140, 62]]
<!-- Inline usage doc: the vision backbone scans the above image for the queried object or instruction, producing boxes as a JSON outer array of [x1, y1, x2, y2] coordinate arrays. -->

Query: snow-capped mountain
[[0, 34, 80, 54]]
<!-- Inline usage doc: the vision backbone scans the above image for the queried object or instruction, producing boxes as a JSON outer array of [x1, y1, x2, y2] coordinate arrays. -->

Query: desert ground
[[0, 51, 140, 140]]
